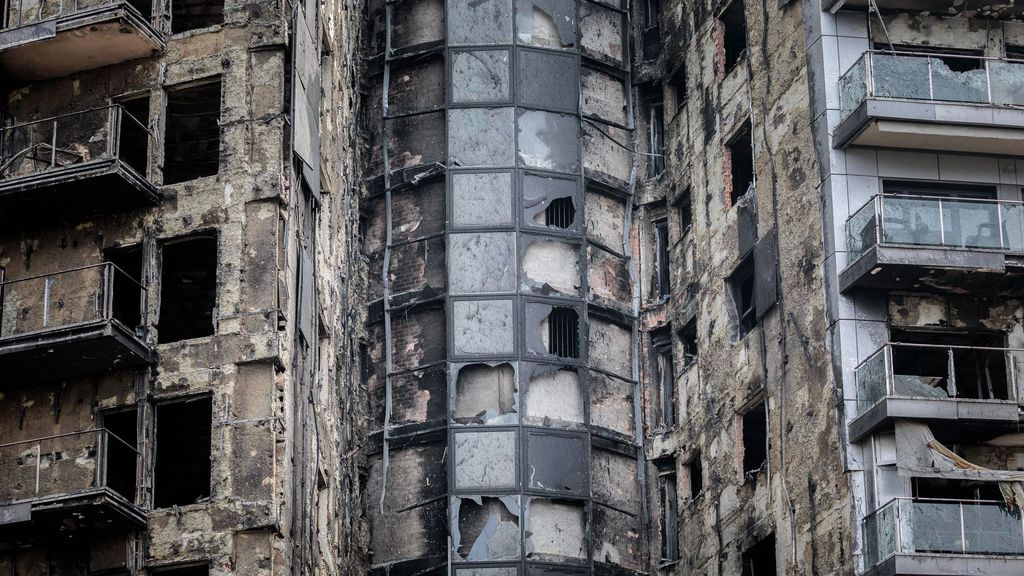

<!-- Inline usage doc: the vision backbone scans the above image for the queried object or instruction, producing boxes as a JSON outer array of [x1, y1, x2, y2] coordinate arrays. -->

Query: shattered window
[[522, 173, 577, 231], [517, 110, 580, 173], [526, 303, 580, 359], [449, 232, 516, 294], [521, 237, 582, 296], [517, 49, 579, 113], [453, 363, 518, 425], [454, 430, 519, 490], [449, 108, 516, 167], [452, 50, 512, 104], [452, 496, 522, 561], [525, 498, 587, 562], [526, 432, 586, 494], [523, 365, 584, 428], [448, 0, 514, 45], [516, 0, 576, 48], [452, 172, 514, 228], [453, 299, 515, 356]]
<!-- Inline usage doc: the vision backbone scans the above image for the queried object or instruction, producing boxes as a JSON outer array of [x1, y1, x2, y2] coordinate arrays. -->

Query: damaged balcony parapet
[[836, 51, 1024, 154], [0, 0, 164, 81], [824, 0, 1024, 19], [0, 262, 152, 384], [0, 105, 160, 229], [0, 428, 145, 542]]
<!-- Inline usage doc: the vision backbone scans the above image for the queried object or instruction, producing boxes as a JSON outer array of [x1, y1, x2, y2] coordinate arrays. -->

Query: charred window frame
[[152, 395, 212, 509], [655, 456, 679, 563], [679, 317, 697, 369], [171, 0, 224, 33], [114, 92, 152, 178], [673, 65, 687, 111], [741, 534, 777, 576], [158, 233, 218, 343], [720, 0, 747, 74], [741, 401, 767, 480], [642, 85, 665, 177], [641, 0, 661, 61], [100, 407, 139, 504], [654, 216, 670, 299], [729, 252, 756, 337], [652, 327, 674, 428], [686, 453, 703, 501], [726, 120, 753, 205], [163, 78, 222, 184]]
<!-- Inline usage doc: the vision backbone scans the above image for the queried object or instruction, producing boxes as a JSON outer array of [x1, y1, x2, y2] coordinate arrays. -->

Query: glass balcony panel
[[890, 344, 951, 399], [941, 199, 1001, 250], [907, 500, 964, 554], [879, 196, 942, 247], [846, 198, 877, 261], [856, 347, 889, 413], [840, 55, 868, 117], [1001, 202, 1024, 252], [930, 57, 989, 103], [962, 502, 1024, 555], [872, 54, 931, 100], [864, 500, 898, 566], [990, 60, 1024, 106]]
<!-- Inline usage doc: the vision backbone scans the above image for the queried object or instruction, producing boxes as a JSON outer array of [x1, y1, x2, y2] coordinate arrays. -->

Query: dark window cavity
[[102, 408, 138, 503], [641, 0, 661, 61], [679, 318, 697, 368], [676, 188, 693, 238], [153, 396, 212, 508], [721, 1, 747, 73], [644, 86, 665, 177], [742, 534, 777, 576], [687, 454, 703, 500], [889, 329, 1010, 402], [153, 565, 210, 576], [742, 402, 767, 477], [656, 457, 679, 562], [159, 234, 217, 343], [164, 79, 221, 184], [115, 93, 150, 177], [544, 196, 576, 229], [654, 217, 670, 299], [729, 252, 756, 337], [172, 0, 224, 33], [674, 65, 687, 110], [727, 121, 753, 204], [652, 329, 674, 427], [104, 244, 145, 332], [547, 307, 580, 359]]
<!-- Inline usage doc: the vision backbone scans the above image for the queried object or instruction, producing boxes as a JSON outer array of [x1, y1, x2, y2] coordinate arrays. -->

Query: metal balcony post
[[986, 60, 993, 105], [42, 275, 52, 328], [947, 347, 958, 398], [50, 120, 57, 169], [109, 106, 119, 160], [928, 56, 935, 100], [959, 502, 966, 554], [96, 430, 106, 489], [938, 198, 946, 246], [103, 263, 113, 321], [998, 201, 1006, 250], [876, 195, 884, 246], [33, 443, 40, 494], [896, 499, 904, 554], [885, 344, 894, 396]]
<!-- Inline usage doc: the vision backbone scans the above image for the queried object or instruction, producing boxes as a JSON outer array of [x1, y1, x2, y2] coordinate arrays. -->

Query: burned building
[[0, 0, 367, 572]]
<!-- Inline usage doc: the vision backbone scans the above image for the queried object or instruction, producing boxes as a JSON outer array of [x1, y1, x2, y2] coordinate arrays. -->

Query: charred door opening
[[158, 234, 217, 343], [105, 244, 144, 331], [153, 396, 212, 508], [727, 121, 753, 205], [741, 533, 776, 576], [742, 402, 767, 478], [164, 80, 221, 184], [116, 93, 151, 177], [102, 408, 138, 503]]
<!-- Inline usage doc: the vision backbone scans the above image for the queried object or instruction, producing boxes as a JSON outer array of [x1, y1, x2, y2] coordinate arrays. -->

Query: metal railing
[[864, 497, 1024, 569], [840, 50, 1024, 119], [2, 0, 151, 29], [0, 105, 152, 182], [846, 194, 1024, 262], [854, 342, 1021, 415], [0, 428, 138, 504], [0, 262, 147, 341]]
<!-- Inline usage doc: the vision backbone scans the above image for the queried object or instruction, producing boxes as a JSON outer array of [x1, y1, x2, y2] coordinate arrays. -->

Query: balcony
[[850, 342, 1021, 440], [0, 105, 160, 229], [863, 498, 1024, 575], [836, 51, 1024, 154], [0, 262, 152, 384], [0, 429, 144, 541], [841, 194, 1024, 293], [0, 0, 162, 82], [824, 0, 1024, 18]]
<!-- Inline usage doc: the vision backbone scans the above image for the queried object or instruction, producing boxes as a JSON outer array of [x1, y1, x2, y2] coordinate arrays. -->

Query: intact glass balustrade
[[846, 194, 1024, 262], [840, 51, 1024, 118], [854, 343, 1020, 415], [863, 498, 1024, 569]]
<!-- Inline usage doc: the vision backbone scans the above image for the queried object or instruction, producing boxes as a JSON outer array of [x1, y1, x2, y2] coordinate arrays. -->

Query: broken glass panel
[[448, 0, 514, 45], [840, 56, 867, 117], [453, 172, 514, 228], [517, 110, 579, 173], [908, 500, 963, 554], [522, 237, 582, 296], [452, 496, 522, 561], [518, 49, 579, 112], [453, 50, 512, 104], [523, 365, 584, 428], [525, 302, 580, 359], [929, 56, 988, 103], [990, 60, 1024, 106], [522, 173, 577, 230], [872, 54, 930, 100], [449, 232, 516, 294], [525, 498, 586, 562], [454, 363, 518, 425], [516, 0, 575, 48], [450, 108, 515, 167], [453, 299, 515, 356], [454, 430, 518, 489], [526, 432, 586, 494]]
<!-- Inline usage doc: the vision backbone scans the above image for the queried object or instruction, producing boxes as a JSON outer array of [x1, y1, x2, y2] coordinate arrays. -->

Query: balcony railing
[[2, 0, 152, 29], [0, 105, 151, 183], [0, 428, 137, 506], [0, 262, 146, 342], [840, 51, 1024, 119], [854, 343, 1020, 415], [846, 194, 1024, 263], [864, 497, 1024, 569]]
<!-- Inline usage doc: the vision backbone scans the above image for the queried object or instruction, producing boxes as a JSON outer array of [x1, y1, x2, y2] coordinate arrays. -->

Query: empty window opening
[[676, 189, 692, 237], [912, 477, 1002, 502], [742, 402, 767, 478], [727, 121, 753, 205], [104, 244, 145, 331], [158, 234, 217, 343], [116, 93, 151, 176], [644, 87, 665, 177], [741, 534, 776, 576], [889, 329, 1010, 401], [654, 217, 670, 299], [652, 329, 674, 427], [674, 66, 687, 110], [454, 363, 517, 425], [164, 80, 221, 184], [102, 408, 138, 503], [729, 253, 756, 337], [546, 307, 580, 359], [720, 1, 747, 73], [358, 211, 370, 256], [687, 454, 702, 500], [641, 0, 661, 61], [656, 457, 679, 563], [154, 396, 212, 508], [152, 565, 209, 576], [172, 0, 224, 33], [679, 318, 697, 368], [1007, 45, 1024, 60], [542, 196, 576, 229]]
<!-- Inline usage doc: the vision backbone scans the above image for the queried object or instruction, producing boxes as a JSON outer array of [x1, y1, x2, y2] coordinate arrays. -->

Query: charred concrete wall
[[0, 0, 367, 572]]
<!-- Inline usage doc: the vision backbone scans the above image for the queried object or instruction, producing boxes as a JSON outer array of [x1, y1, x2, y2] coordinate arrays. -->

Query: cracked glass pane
[[516, 0, 575, 48], [872, 54, 930, 100], [522, 237, 581, 296], [454, 363, 518, 425], [930, 56, 988, 103], [523, 173, 577, 230], [840, 56, 867, 117], [990, 60, 1024, 106], [453, 50, 512, 104], [453, 172, 514, 228], [455, 430, 518, 489], [448, 0, 514, 45], [524, 366, 583, 428], [525, 498, 586, 562], [518, 49, 579, 112], [453, 299, 515, 355], [517, 110, 579, 173], [453, 496, 522, 561], [908, 501, 963, 553], [450, 232, 516, 294], [450, 108, 515, 167], [526, 432, 586, 494]]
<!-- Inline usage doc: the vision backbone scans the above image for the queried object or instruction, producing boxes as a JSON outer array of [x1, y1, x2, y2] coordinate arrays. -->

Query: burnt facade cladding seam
[[366, 0, 643, 573]]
